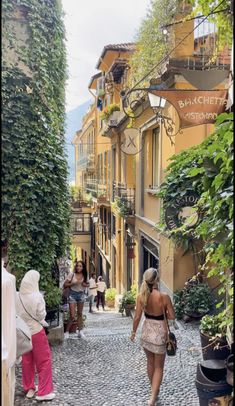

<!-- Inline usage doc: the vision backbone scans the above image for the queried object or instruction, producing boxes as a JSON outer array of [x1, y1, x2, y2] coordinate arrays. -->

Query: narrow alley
[[15, 304, 201, 406]]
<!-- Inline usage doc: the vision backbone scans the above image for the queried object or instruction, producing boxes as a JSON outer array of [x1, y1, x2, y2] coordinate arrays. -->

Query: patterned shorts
[[140, 319, 167, 354]]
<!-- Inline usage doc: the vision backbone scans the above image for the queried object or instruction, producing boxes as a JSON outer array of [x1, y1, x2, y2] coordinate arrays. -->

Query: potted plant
[[174, 275, 214, 321], [100, 103, 120, 122], [199, 314, 231, 360], [119, 285, 137, 316], [105, 288, 117, 308]]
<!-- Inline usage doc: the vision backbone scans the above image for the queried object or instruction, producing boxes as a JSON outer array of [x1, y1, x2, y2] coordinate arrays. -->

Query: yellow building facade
[[73, 20, 230, 295]]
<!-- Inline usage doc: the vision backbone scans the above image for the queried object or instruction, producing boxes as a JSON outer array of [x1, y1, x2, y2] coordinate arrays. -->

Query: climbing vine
[[157, 112, 233, 332], [189, 0, 233, 50], [128, 0, 180, 87], [2, 0, 70, 307]]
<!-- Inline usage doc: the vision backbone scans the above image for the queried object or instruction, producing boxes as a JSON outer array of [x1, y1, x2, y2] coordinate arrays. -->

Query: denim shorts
[[68, 290, 86, 304]]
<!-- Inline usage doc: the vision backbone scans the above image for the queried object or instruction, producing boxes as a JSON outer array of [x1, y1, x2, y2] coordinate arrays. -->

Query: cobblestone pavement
[[15, 304, 202, 405]]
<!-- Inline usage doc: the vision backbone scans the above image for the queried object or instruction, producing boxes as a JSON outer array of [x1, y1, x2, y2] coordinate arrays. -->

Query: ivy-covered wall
[[158, 112, 233, 332], [2, 0, 70, 307]]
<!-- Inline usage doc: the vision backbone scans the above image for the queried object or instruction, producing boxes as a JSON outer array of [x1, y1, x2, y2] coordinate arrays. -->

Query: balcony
[[86, 153, 95, 172], [97, 184, 110, 204], [77, 152, 95, 172], [86, 181, 97, 198], [112, 182, 135, 217]]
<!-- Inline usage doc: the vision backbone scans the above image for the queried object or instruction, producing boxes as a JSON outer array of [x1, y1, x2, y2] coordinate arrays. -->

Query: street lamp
[[148, 93, 166, 110], [91, 213, 98, 223], [120, 88, 179, 144]]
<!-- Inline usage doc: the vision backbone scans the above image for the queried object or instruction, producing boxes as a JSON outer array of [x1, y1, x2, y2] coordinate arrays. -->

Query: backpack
[[16, 315, 32, 358]]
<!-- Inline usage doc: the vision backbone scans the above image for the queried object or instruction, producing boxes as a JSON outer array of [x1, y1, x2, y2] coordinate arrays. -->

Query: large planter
[[226, 354, 234, 386], [45, 307, 59, 328], [124, 303, 135, 317], [106, 299, 115, 308], [200, 332, 231, 361], [185, 311, 207, 320]]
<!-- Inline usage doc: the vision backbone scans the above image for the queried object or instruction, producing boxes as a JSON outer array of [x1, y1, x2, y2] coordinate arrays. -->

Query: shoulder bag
[[162, 301, 177, 356], [16, 314, 33, 358], [19, 294, 49, 335], [62, 273, 74, 300]]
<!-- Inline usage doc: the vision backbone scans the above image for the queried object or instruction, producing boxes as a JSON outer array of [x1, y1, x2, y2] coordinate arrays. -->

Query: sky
[[61, 0, 150, 112]]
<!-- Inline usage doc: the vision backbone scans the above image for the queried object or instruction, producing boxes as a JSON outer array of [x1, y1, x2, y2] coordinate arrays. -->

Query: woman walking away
[[16, 270, 55, 402], [130, 268, 175, 406], [64, 260, 89, 340], [96, 276, 107, 311]]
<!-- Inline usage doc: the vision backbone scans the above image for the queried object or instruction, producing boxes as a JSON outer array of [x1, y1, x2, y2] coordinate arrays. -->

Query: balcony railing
[[77, 152, 95, 172], [86, 181, 97, 198], [112, 182, 135, 216], [97, 184, 110, 203]]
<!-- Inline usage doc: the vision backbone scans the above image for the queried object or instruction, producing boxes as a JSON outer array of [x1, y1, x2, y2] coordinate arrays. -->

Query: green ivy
[[128, 0, 181, 87], [2, 0, 70, 307], [188, 0, 233, 50], [158, 112, 233, 333]]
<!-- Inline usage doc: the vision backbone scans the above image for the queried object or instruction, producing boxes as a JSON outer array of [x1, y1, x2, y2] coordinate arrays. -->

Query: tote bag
[[16, 315, 32, 358]]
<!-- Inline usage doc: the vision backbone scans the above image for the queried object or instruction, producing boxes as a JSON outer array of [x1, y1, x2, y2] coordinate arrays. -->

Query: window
[[112, 214, 116, 237], [71, 214, 91, 233], [152, 128, 160, 188], [104, 151, 107, 183]]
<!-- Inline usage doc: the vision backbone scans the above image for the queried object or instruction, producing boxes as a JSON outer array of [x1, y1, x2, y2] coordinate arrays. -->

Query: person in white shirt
[[88, 273, 98, 313], [2, 259, 16, 406], [96, 276, 107, 311], [16, 270, 55, 402]]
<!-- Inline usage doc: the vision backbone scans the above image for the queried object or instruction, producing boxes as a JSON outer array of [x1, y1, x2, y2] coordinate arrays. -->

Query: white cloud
[[62, 0, 150, 111]]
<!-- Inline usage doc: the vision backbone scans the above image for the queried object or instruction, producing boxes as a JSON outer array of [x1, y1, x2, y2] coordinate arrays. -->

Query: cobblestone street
[[15, 304, 202, 406]]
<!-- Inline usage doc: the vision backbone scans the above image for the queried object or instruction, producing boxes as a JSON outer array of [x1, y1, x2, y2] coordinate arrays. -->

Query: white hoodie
[[16, 270, 47, 335]]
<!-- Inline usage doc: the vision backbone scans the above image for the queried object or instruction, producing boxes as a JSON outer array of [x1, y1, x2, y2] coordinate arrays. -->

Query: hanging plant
[[157, 112, 233, 334], [100, 103, 120, 122]]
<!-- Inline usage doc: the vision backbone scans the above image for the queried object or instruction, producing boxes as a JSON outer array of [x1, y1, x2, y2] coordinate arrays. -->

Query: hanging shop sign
[[149, 89, 228, 128], [121, 128, 143, 155], [165, 191, 200, 231]]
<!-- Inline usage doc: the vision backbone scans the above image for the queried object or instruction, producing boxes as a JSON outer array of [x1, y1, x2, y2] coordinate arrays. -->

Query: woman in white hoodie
[[16, 270, 55, 401]]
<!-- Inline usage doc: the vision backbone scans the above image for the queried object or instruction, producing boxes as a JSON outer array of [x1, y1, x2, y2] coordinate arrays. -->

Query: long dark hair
[[77, 260, 88, 282]]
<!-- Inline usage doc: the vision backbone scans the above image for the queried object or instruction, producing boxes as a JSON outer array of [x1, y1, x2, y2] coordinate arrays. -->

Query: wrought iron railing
[[86, 181, 97, 198], [112, 182, 135, 216], [97, 184, 110, 202]]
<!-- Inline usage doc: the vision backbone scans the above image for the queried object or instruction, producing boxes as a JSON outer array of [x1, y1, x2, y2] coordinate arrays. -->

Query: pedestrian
[[130, 268, 175, 406], [96, 276, 107, 311], [2, 258, 17, 406], [15, 270, 55, 401], [64, 260, 89, 339], [88, 272, 97, 313]]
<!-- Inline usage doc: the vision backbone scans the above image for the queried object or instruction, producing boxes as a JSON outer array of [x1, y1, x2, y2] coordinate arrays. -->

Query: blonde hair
[[139, 268, 159, 308]]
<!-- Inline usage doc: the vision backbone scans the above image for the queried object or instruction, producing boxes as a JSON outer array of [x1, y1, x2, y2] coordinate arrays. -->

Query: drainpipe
[[88, 88, 96, 99]]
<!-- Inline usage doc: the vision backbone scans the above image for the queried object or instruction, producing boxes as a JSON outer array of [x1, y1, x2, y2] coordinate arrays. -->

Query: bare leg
[[77, 302, 84, 331], [144, 348, 155, 384], [66, 303, 76, 332], [149, 353, 166, 405]]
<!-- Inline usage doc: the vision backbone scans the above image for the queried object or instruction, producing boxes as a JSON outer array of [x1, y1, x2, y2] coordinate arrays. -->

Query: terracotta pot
[[106, 299, 115, 308]]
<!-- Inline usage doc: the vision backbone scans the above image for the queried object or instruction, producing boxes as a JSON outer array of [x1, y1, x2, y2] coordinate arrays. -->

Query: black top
[[144, 312, 164, 320]]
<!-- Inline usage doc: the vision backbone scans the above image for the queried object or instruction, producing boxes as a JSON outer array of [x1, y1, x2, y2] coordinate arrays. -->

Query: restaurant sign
[[165, 191, 200, 231], [149, 89, 228, 128]]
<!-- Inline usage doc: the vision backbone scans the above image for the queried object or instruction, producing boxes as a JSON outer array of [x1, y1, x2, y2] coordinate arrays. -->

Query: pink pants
[[22, 328, 53, 396]]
